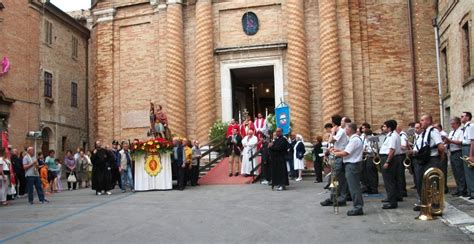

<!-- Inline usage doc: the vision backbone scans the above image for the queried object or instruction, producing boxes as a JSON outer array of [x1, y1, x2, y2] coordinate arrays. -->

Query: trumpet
[[461, 156, 474, 168]]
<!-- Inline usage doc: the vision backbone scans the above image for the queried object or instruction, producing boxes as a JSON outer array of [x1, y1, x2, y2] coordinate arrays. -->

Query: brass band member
[[361, 123, 378, 194], [444, 117, 467, 197], [330, 123, 365, 216], [396, 125, 408, 197], [380, 120, 403, 209], [412, 114, 445, 211], [321, 115, 349, 207], [461, 112, 474, 199]]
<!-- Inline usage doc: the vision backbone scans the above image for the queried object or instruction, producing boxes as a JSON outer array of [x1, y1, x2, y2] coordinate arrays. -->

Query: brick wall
[[91, 0, 441, 143]]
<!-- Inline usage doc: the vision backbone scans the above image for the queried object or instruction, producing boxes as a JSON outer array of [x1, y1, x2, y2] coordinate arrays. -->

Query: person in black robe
[[91, 141, 114, 195], [312, 136, 323, 183], [260, 134, 271, 185], [270, 128, 290, 191]]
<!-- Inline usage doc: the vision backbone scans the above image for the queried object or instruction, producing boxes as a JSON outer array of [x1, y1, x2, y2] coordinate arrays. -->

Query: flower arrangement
[[131, 137, 173, 154], [208, 120, 228, 145]]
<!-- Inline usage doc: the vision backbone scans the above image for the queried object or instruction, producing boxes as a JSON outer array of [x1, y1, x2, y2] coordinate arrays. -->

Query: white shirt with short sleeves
[[417, 126, 443, 157], [463, 122, 473, 144], [380, 131, 402, 155], [343, 134, 364, 163], [333, 127, 348, 150], [400, 131, 408, 153], [448, 128, 463, 152]]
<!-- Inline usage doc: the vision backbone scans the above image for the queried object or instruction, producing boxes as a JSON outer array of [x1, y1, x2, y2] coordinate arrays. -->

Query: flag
[[275, 105, 291, 135]]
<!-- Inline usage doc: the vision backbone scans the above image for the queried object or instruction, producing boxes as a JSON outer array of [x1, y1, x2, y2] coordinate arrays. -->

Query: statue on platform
[[149, 102, 172, 140]]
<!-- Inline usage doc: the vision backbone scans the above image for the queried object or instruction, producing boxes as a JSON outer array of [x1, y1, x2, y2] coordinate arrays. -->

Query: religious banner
[[275, 103, 291, 135]]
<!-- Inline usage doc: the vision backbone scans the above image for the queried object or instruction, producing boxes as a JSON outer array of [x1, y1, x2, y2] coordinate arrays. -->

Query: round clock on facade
[[242, 12, 259, 36]]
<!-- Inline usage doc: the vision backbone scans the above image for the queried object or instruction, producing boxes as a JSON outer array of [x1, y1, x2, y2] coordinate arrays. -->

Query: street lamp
[[26, 131, 42, 154]]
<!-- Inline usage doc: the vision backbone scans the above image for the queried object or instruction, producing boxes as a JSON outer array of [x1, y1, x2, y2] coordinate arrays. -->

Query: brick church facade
[[90, 0, 441, 143]]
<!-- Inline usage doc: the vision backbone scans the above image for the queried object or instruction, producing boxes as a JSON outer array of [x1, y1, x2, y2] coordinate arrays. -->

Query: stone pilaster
[[319, 0, 343, 123], [166, 1, 187, 137], [194, 0, 215, 143], [286, 0, 310, 138], [92, 8, 116, 143]]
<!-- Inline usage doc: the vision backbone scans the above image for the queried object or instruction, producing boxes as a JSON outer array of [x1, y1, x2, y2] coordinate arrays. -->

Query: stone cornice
[[93, 8, 116, 23], [167, 0, 183, 4]]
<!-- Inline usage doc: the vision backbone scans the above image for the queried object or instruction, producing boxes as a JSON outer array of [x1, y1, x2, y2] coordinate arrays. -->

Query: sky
[[50, 0, 91, 12]]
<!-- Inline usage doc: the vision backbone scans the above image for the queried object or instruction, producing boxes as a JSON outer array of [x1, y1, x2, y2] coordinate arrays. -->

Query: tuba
[[416, 167, 445, 221], [461, 156, 474, 168]]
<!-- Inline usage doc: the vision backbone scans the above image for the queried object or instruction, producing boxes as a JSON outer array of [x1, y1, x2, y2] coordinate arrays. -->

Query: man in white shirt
[[412, 114, 444, 210], [331, 123, 364, 216], [380, 120, 403, 209], [396, 125, 408, 198], [461, 112, 474, 199], [321, 115, 349, 207], [445, 117, 467, 196]]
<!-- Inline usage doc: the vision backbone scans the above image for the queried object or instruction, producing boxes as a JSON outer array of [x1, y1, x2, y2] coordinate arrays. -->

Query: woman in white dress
[[241, 129, 258, 176], [293, 134, 306, 181]]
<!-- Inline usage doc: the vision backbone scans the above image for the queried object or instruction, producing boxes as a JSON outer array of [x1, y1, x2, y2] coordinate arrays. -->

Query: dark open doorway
[[231, 66, 275, 121]]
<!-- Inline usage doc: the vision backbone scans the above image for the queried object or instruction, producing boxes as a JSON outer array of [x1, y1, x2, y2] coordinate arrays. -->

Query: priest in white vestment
[[241, 129, 259, 176]]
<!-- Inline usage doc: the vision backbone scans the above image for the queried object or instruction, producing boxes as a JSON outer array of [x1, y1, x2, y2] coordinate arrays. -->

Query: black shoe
[[445, 188, 449, 194], [410, 186, 417, 189], [347, 209, 364, 216], [462, 192, 469, 197], [452, 191, 461, 197], [402, 192, 408, 197], [346, 196, 353, 202], [229, 173, 233, 177], [368, 191, 379, 195], [320, 199, 333, 206], [381, 199, 389, 203], [235, 172, 239, 177], [413, 205, 421, 211], [397, 197, 403, 202], [323, 184, 330, 190], [382, 203, 398, 209], [468, 197, 474, 200]]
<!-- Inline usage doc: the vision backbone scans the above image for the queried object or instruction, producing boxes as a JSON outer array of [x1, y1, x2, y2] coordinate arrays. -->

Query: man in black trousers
[[172, 138, 186, 191]]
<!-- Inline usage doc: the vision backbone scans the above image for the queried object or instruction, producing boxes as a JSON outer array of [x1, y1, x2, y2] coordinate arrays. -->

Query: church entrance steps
[[198, 157, 255, 185]]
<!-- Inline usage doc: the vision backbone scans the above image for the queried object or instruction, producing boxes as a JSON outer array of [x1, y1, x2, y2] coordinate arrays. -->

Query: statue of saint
[[149, 102, 170, 139]]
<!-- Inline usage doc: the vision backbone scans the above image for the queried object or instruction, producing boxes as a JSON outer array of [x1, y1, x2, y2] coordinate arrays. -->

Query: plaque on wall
[[242, 12, 259, 36]]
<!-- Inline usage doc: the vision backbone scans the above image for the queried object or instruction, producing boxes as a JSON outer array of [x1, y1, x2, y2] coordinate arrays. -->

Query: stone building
[[0, 0, 89, 155], [437, 0, 474, 126], [90, 0, 441, 143]]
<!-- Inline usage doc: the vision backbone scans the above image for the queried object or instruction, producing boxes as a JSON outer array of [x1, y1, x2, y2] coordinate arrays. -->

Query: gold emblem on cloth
[[145, 154, 162, 176]]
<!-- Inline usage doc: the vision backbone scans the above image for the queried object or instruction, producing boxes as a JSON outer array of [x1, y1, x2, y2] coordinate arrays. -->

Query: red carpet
[[198, 157, 260, 185]]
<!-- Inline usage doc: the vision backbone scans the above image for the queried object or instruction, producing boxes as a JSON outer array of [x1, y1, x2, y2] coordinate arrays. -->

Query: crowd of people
[[2, 109, 473, 217]]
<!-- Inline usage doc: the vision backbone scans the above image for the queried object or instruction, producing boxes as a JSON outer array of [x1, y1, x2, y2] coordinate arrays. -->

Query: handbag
[[8, 184, 16, 195], [413, 128, 433, 165], [67, 173, 77, 183]]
